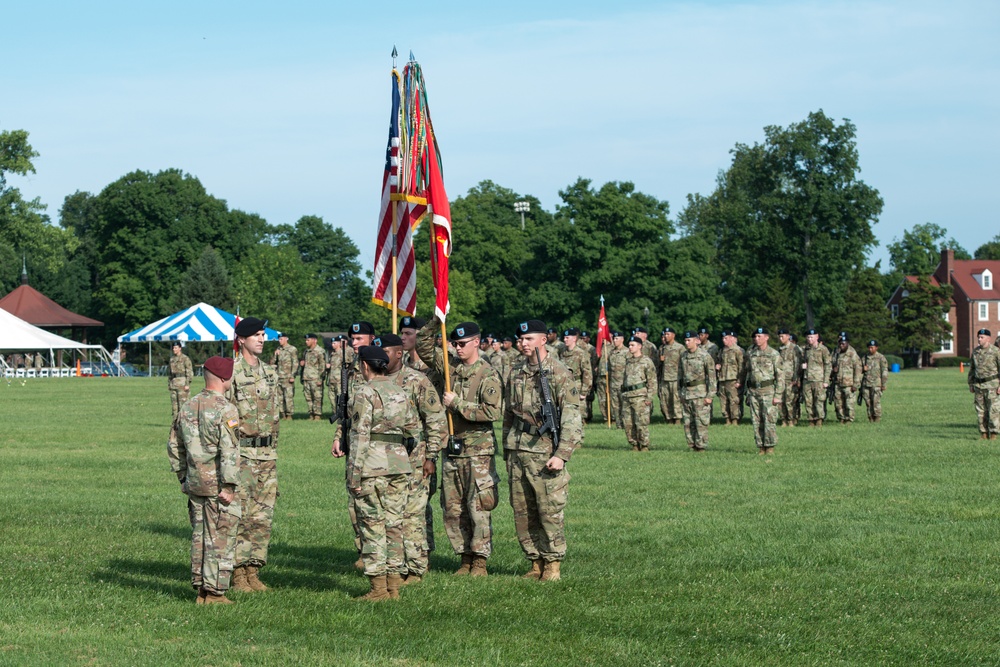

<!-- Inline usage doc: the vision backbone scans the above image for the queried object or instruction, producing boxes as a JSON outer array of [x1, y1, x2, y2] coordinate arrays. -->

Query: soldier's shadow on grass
[[90, 558, 193, 601], [266, 543, 370, 593], [144, 522, 189, 541]]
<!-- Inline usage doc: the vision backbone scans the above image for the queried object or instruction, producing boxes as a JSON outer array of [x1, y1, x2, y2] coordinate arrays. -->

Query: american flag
[[371, 70, 417, 317]]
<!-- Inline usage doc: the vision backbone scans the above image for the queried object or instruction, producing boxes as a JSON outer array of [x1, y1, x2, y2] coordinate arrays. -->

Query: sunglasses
[[454, 339, 478, 348]]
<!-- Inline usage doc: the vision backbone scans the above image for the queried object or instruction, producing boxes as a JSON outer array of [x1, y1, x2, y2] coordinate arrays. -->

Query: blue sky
[[4, 1, 998, 273]]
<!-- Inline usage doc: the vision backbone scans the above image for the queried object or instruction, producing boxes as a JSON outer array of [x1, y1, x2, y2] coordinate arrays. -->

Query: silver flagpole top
[[392, 46, 398, 68]]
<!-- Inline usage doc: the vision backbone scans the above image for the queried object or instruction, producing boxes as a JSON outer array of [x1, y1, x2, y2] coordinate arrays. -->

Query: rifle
[[331, 345, 351, 456], [857, 354, 868, 406], [827, 349, 840, 404], [534, 348, 560, 456]]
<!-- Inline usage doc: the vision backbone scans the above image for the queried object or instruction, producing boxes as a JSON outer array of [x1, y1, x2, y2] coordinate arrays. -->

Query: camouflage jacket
[[402, 350, 428, 375], [719, 345, 745, 382], [832, 346, 863, 387], [559, 345, 594, 396], [346, 376, 417, 488], [168, 389, 240, 497], [803, 344, 832, 383], [490, 348, 512, 385], [641, 340, 661, 375], [168, 354, 194, 389], [601, 345, 629, 384], [658, 341, 684, 382], [503, 353, 583, 462], [779, 342, 803, 382], [621, 355, 657, 401], [861, 352, 889, 389], [742, 345, 785, 395], [328, 347, 356, 388], [226, 353, 280, 461], [679, 348, 717, 400], [301, 346, 327, 381], [271, 344, 299, 380], [969, 344, 1000, 388], [388, 365, 448, 464], [702, 341, 721, 365], [333, 356, 366, 442]]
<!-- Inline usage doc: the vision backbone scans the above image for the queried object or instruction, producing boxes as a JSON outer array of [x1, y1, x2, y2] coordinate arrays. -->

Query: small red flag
[[426, 135, 451, 321], [596, 300, 611, 357]]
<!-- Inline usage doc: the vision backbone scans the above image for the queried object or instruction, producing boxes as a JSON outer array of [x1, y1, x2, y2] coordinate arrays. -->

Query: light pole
[[643, 306, 650, 332], [514, 201, 530, 231]]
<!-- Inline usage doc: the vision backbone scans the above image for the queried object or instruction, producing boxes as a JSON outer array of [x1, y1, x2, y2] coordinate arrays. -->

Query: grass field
[[1, 368, 998, 666]]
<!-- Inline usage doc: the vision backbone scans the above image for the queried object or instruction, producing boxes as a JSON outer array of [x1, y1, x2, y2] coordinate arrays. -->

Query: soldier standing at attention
[[860, 340, 889, 422], [416, 318, 503, 577], [579, 330, 598, 420], [345, 345, 419, 601], [740, 327, 784, 455], [168, 356, 240, 605], [504, 319, 583, 581], [300, 333, 327, 420], [227, 317, 279, 593], [968, 328, 1000, 440], [545, 327, 561, 356], [619, 335, 657, 451], [801, 328, 832, 427], [558, 328, 593, 414], [658, 328, 684, 425], [679, 331, 716, 451], [399, 317, 430, 374], [832, 333, 863, 424], [632, 326, 661, 377], [168, 341, 194, 418], [271, 332, 298, 420], [718, 330, 745, 425], [699, 327, 721, 366], [777, 329, 802, 426], [326, 335, 355, 415]]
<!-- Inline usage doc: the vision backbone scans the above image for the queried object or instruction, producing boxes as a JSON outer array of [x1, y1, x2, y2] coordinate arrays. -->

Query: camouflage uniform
[[658, 340, 684, 422], [742, 346, 785, 451], [328, 346, 356, 414], [227, 354, 280, 568], [559, 345, 593, 407], [271, 343, 298, 418], [968, 343, 1000, 437], [168, 389, 241, 595], [778, 341, 803, 425], [168, 353, 194, 417], [620, 355, 657, 450], [641, 339, 661, 376], [301, 345, 327, 419], [417, 324, 503, 560], [718, 345, 745, 423], [333, 355, 368, 553], [679, 347, 716, 450], [403, 350, 430, 375], [503, 353, 583, 564], [580, 340, 598, 421], [602, 346, 629, 427], [387, 365, 447, 577], [832, 345, 863, 423], [802, 343, 832, 424], [347, 376, 419, 577], [860, 351, 888, 421]]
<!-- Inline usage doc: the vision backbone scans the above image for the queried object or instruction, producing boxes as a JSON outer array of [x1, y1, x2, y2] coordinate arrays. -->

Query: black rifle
[[534, 348, 561, 456], [827, 349, 840, 405], [857, 354, 868, 406], [331, 345, 351, 456]]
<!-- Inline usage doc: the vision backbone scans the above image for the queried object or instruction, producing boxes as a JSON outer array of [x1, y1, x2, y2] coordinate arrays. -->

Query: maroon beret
[[203, 356, 234, 381]]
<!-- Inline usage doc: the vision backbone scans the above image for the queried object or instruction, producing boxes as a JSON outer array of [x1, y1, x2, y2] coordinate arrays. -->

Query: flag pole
[[391, 200, 399, 334], [601, 295, 611, 428]]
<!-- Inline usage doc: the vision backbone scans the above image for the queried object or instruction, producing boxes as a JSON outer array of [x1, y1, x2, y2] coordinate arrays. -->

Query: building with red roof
[[0, 267, 103, 341]]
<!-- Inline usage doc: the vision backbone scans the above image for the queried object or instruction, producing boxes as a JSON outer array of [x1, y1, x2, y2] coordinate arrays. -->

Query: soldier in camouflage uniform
[[860, 339, 889, 422], [658, 328, 684, 425], [226, 317, 280, 593], [831, 333, 863, 424], [300, 333, 327, 420], [801, 328, 832, 427], [718, 331, 745, 425], [375, 334, 447, 585], [168, 342, 194, 418], [504, 319, 583, 581], [968, 328, 1000, 440], [679, 331, 716, 451], [417, 318, 503, 577], [345, 345, 419, 601], [632, 326, 661, 377], [741, 328, 785, 454], [167, 356, 241, 605], [326, 335, 355, 416], [699, 328, 721, 366], [399, 316, 430, 374], [777, 329, 802, 426], [596, 331, 627, 427], [579, 331, 598, 421], [271, 332, 298, 420], [620, 336, 657, 451], [559, 328, 593, 414]]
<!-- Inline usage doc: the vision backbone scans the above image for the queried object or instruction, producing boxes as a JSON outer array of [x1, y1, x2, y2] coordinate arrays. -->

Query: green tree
[[974, 233, 1000, 260], [823, 266, 898, 352], [231, 243, 325, 336], [735, 275, 803, 338], [887, 222, 970, 275], [894, 276, 952, 368], [171, 246, 236, 311]]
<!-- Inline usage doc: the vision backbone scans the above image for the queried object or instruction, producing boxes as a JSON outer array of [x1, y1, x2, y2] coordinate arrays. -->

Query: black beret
[[400, 316, 427, 330], [611, 330, 624, 338], [978, 328, 991, 336], [277, 331, 288, 338], [839, 331, 849, 341], [518, 320, 547, 336], [450, 322, 480, 341], [305, 333, 317, 339], [777, 327, 789, 335], [581, 330, 589, 337], [721, 330, 732, 337], [628, 336, 643, 345], [805, 328, 818, 336], [502, 336, 512, 343], [790, 334, 798, 342], [349, 321, 376, 335], [374, 333, 403, 348], [171, 341, 183, 348], [698, 327, 710, 335], [663, 327, 675, 334], [633, 326, 648, 334], [332, 334, 347, 342], [547, 327, 559, 334], [683, 330, 698, 340], [563, 328, 580, 337], [235, 317, 267, 337], [868, 339, 878, 347], [753, 327, 768, 335], [358, 345, 389, 366]]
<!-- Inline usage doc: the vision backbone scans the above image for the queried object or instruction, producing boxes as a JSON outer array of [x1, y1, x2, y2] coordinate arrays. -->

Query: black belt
[[240, 435, 273, 448], [621, 383, 646, 392], [749, 379, 774, 389], [975, 375, 998, 384], [517, 420, 541, 437]]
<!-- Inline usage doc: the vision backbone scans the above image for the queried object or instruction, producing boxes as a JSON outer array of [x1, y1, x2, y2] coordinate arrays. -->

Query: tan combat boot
[[357, 575, 390, 602], [453, 554, 473, 576], [386, 573, 404, 599], [354, 556, 365, 570], [400, 574, 422, 587], [540, 561, 561, 581], [230, 565, 254, 593], [764, 447, 775, 455], [202, 591, 234, 605], [245, 565, 268, 592], [521, 559, 544, 580], [469, 556, 488, 577]]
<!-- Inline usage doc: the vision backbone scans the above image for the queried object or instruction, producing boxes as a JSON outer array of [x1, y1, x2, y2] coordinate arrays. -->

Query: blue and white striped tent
[[117, 303, 280, 343]]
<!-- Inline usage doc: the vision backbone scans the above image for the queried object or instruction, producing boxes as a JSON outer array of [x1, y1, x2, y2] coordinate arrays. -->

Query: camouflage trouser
[[719, 380, 740, 421], [441, 455, 499, 557], [235, 457, 277, 567], [170, 386, 190, 418], [585, 387, 595, 423], [659, 380, 682, 421], [352, 474, 407, 576], [833, 385, 856, 422], [277, 379, 295, 416], [188, 495, 240, 594], [506, 450, 569, 562], [596, 378, 619, 425], [780, 382, 799, 424], [402, 464, 432, 576], [621, 396, 651, 449], [802, 382, 826, 421], [682, 397, 710, 449], [973, 382, 1000, 435], [748, 389, 778, 449], [861, 386, 882, 419], [303, 380, 324, 417]]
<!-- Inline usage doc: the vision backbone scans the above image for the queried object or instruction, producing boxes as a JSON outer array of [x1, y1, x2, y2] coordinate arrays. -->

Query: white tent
[[118, 303, 280, 343], [0, 308, 113, 375]]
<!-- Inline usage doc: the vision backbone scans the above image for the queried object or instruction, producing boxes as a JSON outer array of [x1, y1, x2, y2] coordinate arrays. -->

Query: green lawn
[[1, 369, 997, 666]]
